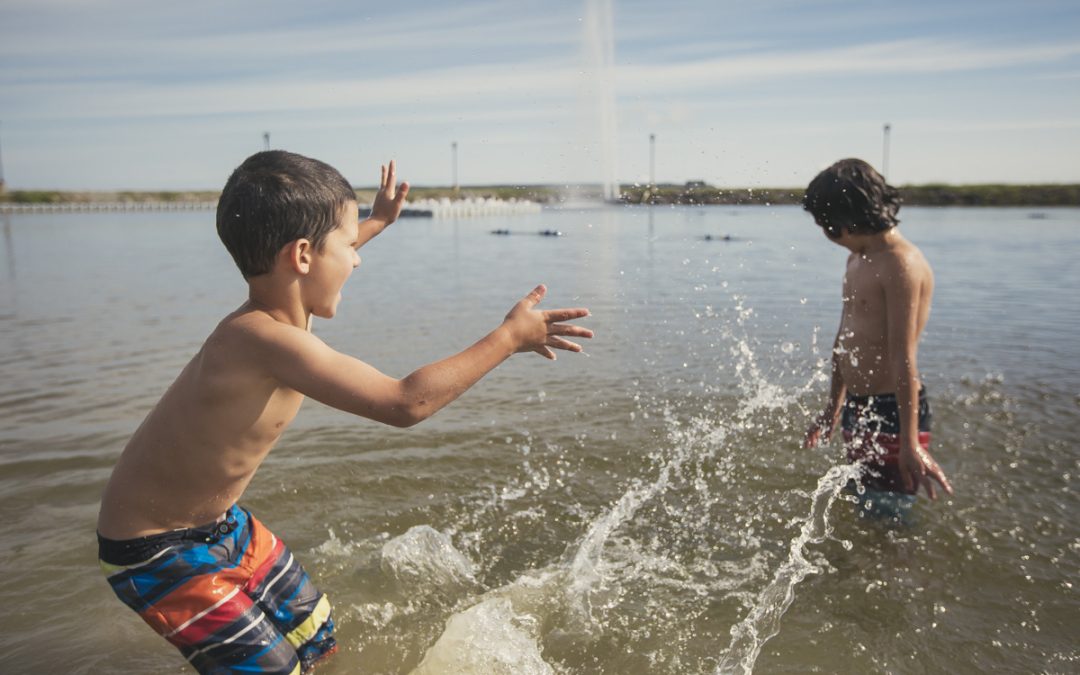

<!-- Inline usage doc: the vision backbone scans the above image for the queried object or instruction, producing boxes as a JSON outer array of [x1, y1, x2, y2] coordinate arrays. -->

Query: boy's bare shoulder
[[207, 307, 323, 365], [882, 238, 932, 278]]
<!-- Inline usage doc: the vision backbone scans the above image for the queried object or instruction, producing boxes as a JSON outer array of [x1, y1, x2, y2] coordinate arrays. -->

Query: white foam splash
[[381, 525, 478, 591], [716, 463, 861, 674], [412, 597, 553, 675]]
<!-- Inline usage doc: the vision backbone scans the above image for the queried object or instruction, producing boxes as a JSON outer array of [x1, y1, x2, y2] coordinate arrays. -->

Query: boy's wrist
[[491, 323, 519, 356]]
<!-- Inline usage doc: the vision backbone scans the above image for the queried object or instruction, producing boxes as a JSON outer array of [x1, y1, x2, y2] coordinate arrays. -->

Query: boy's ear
[[282, 239, 314, 275]]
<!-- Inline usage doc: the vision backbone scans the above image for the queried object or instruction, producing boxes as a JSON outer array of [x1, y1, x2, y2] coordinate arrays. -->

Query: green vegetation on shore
[[3, 183, 1079, 207], [618, 182, 1080, 207]]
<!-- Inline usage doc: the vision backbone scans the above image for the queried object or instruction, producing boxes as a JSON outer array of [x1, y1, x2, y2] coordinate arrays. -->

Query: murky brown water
[[0, 205, 1076, 673]]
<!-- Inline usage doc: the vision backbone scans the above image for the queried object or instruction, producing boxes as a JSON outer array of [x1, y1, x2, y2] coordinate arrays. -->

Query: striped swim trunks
[[99, 505, 337, 674], [841, 386, 932, 495]]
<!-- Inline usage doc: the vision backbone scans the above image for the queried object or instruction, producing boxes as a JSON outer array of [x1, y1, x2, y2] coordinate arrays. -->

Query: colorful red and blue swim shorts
[[841, 386, 932, 495], [98, 505, 337, 674]]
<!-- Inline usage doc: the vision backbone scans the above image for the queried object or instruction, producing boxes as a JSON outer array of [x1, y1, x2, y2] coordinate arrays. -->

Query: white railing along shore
[[0, 201, 218, 214], [2, 197, 542, 218]]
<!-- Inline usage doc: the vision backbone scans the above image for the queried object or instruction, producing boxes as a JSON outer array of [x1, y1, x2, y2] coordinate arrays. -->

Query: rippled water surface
[[0, 205, 1077, 673]]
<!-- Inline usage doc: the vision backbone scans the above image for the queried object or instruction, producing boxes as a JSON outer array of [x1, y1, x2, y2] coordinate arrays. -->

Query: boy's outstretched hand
[[360, 160, 410, 246], [502, 285, 592, 360]]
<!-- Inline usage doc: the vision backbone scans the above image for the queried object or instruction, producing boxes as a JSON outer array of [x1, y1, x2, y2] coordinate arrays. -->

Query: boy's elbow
[[387, 402, 429, 428]]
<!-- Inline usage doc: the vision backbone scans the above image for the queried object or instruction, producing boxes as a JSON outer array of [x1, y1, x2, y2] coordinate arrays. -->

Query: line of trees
[[4, 183, 1079, 207]]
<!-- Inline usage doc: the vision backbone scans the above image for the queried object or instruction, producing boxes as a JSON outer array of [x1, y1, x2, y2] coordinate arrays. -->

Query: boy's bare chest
[[842, 269, 883, 315]]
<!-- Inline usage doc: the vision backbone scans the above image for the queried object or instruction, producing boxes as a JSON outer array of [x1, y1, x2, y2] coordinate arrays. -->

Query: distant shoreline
[[1, 182, 1078, 208]]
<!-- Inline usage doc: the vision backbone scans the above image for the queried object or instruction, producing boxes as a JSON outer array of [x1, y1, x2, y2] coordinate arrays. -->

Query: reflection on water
[[2, 213, 13, 282], [0, 206, 1078, 673]]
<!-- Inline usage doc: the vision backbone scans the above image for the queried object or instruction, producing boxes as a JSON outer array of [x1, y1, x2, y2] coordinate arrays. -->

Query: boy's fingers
[[548, 323, 593, 338], [924, 479, 937, 500], [387, 160, 396, 188], [396, 182, 410, 204], [547, 336, 582, 352], [536, 346, 556, 360], [523, 284, 547, 308], [901, 470, 915, 493], [929, 466, 954, 496], [543, 308, 589, 322], [380, 164, 387, 188]]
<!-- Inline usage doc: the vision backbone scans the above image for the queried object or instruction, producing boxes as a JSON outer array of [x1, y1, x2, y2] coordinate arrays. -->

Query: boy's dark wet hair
[[217, 150, 357, 278], [802, 158, 901, 238]]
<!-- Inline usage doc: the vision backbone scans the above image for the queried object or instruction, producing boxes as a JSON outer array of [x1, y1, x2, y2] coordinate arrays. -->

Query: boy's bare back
[[97, 308, 310, 539]]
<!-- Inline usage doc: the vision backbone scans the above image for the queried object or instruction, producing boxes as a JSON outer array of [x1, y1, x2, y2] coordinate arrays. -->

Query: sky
[[1, 0, 1078, 190]]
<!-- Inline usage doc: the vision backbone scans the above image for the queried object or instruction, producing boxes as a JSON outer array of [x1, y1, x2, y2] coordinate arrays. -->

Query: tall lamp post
[[0, 121, 6, 194], [882, 123, 891, 179], [649, 133, 656, 187], [451, 141, 459, 196]]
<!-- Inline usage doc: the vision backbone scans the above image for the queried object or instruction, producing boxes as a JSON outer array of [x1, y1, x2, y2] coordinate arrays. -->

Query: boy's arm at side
[[885, 260, 953, 498], [260, 286, 591, 427], [357, 160, 410, 248]]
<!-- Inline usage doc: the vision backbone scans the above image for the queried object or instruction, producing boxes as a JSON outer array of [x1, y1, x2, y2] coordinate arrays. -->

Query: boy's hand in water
[[803, 410, 839, 448], [368, 160, 410, 229], [502, 285, 592, 360], [899, 445, 954, 499]]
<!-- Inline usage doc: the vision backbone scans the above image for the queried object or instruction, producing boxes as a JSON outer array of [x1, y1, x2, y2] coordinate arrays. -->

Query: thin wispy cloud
[[1, 0, 1078, 187]]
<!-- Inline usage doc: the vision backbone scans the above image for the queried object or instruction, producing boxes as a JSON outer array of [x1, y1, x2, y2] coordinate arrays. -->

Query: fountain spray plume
[[580, 0, 619, 203]]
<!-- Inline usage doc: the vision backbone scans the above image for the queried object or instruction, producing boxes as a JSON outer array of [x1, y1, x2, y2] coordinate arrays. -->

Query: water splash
[[716, 463, 861, 674], [412, 597, 553, 675]]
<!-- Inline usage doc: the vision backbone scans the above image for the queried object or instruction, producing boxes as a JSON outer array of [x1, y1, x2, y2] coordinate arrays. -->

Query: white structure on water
[[407, 197, 542, 219]]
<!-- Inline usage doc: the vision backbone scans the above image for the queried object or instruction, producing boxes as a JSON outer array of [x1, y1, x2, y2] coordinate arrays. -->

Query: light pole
[[882, 123, 891, 179], [0, 121, 6, 193], [263, 132, 270, 151], [451, 141, 459, 196], [649, 133, 656, 187]]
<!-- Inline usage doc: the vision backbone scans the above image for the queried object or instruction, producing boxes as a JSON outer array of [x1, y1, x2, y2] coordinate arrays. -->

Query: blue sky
[[1, 0, 1078, 190]]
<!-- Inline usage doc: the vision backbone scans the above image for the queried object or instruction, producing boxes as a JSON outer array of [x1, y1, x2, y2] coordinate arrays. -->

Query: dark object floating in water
[[1027, 212, 1048, 220], [704, 234, 736, 241], [489, 229, 564, 237]]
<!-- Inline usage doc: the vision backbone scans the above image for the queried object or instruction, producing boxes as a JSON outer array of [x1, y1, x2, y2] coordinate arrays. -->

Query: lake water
[[0, 204, 1077, 674]]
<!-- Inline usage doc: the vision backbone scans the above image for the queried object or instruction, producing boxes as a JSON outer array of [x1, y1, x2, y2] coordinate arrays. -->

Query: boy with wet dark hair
[[802, 158, 953, 518], [97, 150, 592, 673]]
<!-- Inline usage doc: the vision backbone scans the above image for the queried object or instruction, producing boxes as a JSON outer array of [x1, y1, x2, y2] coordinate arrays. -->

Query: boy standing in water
[[96, 151, 592, 674], [802, 158, 952, 516]]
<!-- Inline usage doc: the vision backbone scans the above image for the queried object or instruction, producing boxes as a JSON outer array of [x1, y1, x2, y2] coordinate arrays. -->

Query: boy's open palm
[[503, 285, 592, 360], [369, 160, 410, 227]]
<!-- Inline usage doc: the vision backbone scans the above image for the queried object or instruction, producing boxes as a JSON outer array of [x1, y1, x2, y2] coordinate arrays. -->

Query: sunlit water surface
[[0, 205, 1077, 673]]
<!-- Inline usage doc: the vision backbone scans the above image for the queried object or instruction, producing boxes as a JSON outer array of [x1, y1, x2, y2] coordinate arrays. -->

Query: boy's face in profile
[[307, 200, 361, 319]]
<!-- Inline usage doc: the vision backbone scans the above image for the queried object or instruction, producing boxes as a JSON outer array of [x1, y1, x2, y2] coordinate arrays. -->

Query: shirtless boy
[[801, 158, 953, 514], [96, 150, 592, 674]]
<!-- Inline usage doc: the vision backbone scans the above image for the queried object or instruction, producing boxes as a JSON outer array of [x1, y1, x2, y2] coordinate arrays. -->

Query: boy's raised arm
[[260, 285, 591, 427], [357, 160, 410, 248]]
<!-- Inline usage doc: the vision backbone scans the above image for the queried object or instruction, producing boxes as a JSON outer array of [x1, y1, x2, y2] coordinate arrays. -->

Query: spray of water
[[324, 291, 855, 672], [715, 463, 861, 674]]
